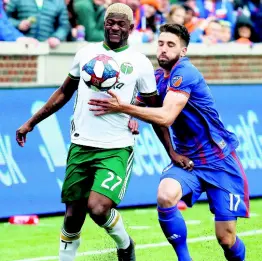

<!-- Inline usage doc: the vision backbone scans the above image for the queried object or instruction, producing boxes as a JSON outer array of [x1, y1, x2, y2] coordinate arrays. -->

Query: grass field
[[0, 199, 261, 261]]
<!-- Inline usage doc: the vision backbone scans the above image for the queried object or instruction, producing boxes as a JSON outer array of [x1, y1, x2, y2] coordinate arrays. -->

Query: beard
[[157, 56, 180, 71]]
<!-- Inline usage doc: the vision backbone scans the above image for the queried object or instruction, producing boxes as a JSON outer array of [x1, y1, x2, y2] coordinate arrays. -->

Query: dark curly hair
[[160, 23, 190, 47]]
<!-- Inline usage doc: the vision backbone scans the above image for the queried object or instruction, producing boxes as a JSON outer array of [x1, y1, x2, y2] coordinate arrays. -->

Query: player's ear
[[180, 47, 187, 57], [129, 23, 135, 32]]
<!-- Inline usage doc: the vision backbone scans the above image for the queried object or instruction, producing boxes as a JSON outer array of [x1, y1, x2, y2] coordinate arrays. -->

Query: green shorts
[[61, 143, 134, 205]]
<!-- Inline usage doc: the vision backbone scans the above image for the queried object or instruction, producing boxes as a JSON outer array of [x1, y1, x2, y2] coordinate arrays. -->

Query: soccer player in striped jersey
[[89, 24, 249, 261]]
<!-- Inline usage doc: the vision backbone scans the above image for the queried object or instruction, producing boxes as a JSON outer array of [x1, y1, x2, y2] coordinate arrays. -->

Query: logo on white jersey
[[120, 62, 133, 75]]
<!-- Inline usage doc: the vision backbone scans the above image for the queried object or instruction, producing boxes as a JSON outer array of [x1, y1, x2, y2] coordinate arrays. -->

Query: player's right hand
[[128, 118, 139, 135], [170, 151, 194, 171], [16, 123, 33, 147]]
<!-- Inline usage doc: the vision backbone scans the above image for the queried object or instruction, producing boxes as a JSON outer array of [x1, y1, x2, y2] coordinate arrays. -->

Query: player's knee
[[157, 178, 182, 208], [88, 200, 111, 222], [216, 231, 236, 249], [88, 191, 115, 225], [157, 187, 181, 208], [216, 220, 236, 249]]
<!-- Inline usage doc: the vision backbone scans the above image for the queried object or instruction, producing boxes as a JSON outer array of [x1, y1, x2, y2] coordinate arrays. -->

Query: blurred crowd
[[0, 0, 261, 48]]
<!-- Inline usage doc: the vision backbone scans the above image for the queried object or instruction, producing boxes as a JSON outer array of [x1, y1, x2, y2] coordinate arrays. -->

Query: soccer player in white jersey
[[15, 3, 160, 261]]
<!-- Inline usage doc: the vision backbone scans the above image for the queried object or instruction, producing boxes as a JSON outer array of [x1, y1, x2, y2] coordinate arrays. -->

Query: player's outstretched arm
[[89, 90, 189, 127], [16, 76, 79, 147]]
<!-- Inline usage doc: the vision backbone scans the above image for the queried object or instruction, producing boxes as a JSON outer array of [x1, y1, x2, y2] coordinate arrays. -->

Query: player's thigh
[[61, 143, 94, 203], [205, 152, 249, 220], [160, 163, 203, 207], [91, 146, 134, 205]]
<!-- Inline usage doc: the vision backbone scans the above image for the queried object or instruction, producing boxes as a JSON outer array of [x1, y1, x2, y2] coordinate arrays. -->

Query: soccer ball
[[81, 54, 120, 91]]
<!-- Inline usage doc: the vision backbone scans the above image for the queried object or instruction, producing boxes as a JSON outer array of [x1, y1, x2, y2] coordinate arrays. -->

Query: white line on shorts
[[13, 229, 262, 261]]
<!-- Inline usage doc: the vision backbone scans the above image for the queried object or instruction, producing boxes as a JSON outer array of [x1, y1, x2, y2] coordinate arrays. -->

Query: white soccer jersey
[[68, 42, 157, 149]]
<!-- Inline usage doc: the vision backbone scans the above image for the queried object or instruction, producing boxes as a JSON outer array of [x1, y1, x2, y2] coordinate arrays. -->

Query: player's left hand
[[16, 122, 34, 147], [128, 118, 139, 135], [170, 151, 194, 171], [88, 90, 123, 115]]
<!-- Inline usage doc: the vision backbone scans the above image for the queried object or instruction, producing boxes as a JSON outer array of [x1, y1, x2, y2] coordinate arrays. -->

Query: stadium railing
[[0, 42, 262, 86]]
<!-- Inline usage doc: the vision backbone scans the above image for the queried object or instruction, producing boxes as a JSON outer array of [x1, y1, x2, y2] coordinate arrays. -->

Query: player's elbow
[[158, 114, 174, 127], [162, 118, 173, 127]]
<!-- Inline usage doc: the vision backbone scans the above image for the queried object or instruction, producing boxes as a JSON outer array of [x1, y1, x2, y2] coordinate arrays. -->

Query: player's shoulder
[[171, 57, 201, 78], [75, 42, 102, 56], [175, 57, 197, 70], [155, 68, 164, 82], [128, 46, 145, 57], [155, 68, 164, 75], [128, 47, 152, 65]]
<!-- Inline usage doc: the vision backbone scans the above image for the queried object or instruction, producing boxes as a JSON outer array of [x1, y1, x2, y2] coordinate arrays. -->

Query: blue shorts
[[161, 151, 250, 220]]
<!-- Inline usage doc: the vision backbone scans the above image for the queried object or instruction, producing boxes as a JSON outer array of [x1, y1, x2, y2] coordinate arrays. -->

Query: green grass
[[0, 199, 261, 261]]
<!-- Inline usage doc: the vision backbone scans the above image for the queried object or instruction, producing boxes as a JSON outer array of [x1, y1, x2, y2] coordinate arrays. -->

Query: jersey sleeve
[[68, 49, 82, 80], [136, 93, 146, 105], [136, 55, 157, 97], [136, 68, 163, 104], [168, 65, 199, 97]]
